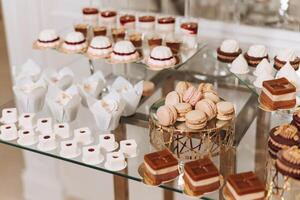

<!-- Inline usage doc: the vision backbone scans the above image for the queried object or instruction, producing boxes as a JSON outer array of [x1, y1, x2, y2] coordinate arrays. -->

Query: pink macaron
[[156, 105, 177, 126], [165, 91, 181, 106], [195, 99, 217, 120], [183, 86, 203, 106]]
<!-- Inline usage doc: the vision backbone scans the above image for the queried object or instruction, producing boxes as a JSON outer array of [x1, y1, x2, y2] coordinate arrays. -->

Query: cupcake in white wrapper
[[46, 85, 81, 122], [78, 71, 106, 106], [45, 67, 74, 90], [87, 92, 125, 131], [111, 77, 143, 116], [13, 77, 47, 113], [13, 59, 42, 82]]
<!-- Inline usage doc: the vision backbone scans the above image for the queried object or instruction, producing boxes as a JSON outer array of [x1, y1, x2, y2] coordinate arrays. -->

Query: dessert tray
[[149, 98, 235, 159]]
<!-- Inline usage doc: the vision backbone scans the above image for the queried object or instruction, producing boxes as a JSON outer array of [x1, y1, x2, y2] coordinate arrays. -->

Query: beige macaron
[[198, 83, 217, 94], [156, 105, 178, 126], [165, 91, 182, 106], [185, 110, 207, 130], [216, 101, 235, 120], [174, 103, 192, 121], [143, 81, 155, 97], [203, 92, 220, 104], [195, 99, 217, 120], [175, 81, 192, 96]]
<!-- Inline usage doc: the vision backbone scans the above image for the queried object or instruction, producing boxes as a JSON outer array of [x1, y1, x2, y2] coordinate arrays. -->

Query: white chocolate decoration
[[230, 54, 249, 74], [220, 39, 239, 53], [247, 44, 267, 57]]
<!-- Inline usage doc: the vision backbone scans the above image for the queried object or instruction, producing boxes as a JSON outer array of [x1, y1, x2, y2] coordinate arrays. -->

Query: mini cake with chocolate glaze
[[183, 157, 221, 196], [144, 149, 179, 185], [36, 29, 60, 49], [62, 31, 87, 53], [217, 39, 242, 63], [259, 77, 296, 110], [268, 124, 300, 159], [138, 15, 155, 31], [157, 17, 176, 33], [87, 36, 112, 58], [110, 40, 139, 63], [120, 14, 136, 29], [146, 46, 176, 70], [274, 49, 300, 71], [93, 26, 107, 36], [111, 27, 126, 42], [244, 44, 269, 67], [82, 7, 99, 25], [147, 35, 163, 49], [224, 171, 266, 200], [100, 10, 117, 27], [276, 146, 300, 180], [74, 24, 88, 37], [129, 33, 142, 48]]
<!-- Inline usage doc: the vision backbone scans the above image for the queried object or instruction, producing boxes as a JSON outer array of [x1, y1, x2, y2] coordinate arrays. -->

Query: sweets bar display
[[3, 2, 300, 199]]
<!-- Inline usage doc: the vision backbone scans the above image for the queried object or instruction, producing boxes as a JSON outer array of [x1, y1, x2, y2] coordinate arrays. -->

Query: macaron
[[198, 83, 217, 94], [185, 110, 207, 130], [143, 81, 155, 97], [175, 81, 191, 96], [216, 101, 235, 121], [156, 105, 177, 126], [203, 92, 220, 104], [174, 103, 192, 121], [183, 86, 203, 106], [165, 91, 181, 106], [195, 99, 217, 120]]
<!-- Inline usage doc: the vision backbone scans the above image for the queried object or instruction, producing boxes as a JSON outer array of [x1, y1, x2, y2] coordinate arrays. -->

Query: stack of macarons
[[156, 81, 235, 129]]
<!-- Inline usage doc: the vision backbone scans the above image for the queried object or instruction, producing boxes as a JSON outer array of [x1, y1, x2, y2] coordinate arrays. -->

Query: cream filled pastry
[[62, 32, 87, 53], [146, 46, 176, 70], [36, 29, 60, 48], [230, 54, 249, 74], [110, 40, 139, 63], [87, 36, 112, 58], [253, 58, 273, 77], [276, 62, 300, 89], [245, 44, 268, 67], [274, 48, 300, 70], [217, 39, 241, 63]]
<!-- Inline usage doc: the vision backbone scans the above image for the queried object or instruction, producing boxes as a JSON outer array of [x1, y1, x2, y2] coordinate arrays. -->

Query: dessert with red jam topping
[[138, 15, 155, 31], [157, 17, 176, 33], [82, 7, 99, 26], [120, 14, 136, 29], [146, 46, 176, 70]]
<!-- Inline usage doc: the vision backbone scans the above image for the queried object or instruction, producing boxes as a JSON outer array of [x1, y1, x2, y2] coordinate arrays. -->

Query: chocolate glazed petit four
[[276, 146, 300, 180], [274, 49, 300, 71], [143, 149, 179, 185], [268, 124, 300, 159], [183, 157, 221, 196], [244, 44, 269, 67], [224, 171, 266, 200]]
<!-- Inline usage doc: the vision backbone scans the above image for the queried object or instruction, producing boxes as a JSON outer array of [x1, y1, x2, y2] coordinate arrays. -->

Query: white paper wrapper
[[87, 91, 125, 131], [13, 59, 42, 82], [13, 77, 47, 113], [44, 67, 74, 90], [111, 77, 143, 116], [78, 71, 106, 106], [46, 85, 81, 122]]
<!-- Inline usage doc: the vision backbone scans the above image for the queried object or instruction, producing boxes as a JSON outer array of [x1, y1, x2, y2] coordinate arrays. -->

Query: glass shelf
[[0, 66, 261, 199]]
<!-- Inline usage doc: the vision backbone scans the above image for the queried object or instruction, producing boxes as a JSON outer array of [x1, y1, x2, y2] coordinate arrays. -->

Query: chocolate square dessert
[[260, 77, 296, 110], [144, 149, 179, 185], [183, 157, 220, 196], [226, 171, 265, 200]]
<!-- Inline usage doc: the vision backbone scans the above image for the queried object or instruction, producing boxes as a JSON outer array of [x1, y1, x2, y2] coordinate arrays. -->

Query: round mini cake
[[146, 46, 176, 70], [100, 10, 117, 27], [276, 146, 300, 180], [291, 109, 300, 130], [87, 36, 112, 58], [274, 49, 300, 71], [82, 7, 99, 26], [36, 29, 60, 49], [138, 15, 155, 31], [119, 14, 136, 29], [110, 40, 140, 63], [217, 39, 242, 63], [268, 124, 300, 159], [62, 32, 87, 53], [157, 17, 176, 33], [244, 44, 269, 67]]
